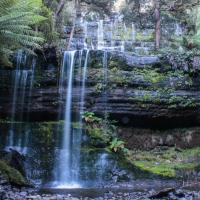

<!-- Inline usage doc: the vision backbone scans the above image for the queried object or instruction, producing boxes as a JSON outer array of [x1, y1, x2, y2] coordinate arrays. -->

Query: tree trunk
[[67, 24, 75, 50], [55, 0, 66, 17], [75, 0, 82, 23], [155, 0, 161, 49]]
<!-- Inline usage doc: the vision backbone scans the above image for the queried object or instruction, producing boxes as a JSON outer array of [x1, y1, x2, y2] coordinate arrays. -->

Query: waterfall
[[54, 51, 81, 188], [95, 153, 109, 184], [8, 51, 27, 147], [59, 51, 75, 185], [72, 49, 89, 184], [10, 51, 23, 124], [27, 58, 36, 120], [53, 49, 90, 188], [6, 51, 35, 152], [175, 23, 182, 36], [19, 70, 28, 122], [132, 23, 136, 42], [98, 20, 104, 50], [59, 51, 68, 95]]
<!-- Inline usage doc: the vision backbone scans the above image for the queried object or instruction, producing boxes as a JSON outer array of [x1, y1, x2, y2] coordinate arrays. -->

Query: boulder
[[0, 149, 26, 177]]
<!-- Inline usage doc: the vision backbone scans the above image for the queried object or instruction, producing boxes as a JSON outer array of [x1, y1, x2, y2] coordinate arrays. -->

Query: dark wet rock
[[1, 52, 200, 129], [117, 127, 200, 150], [149, 188, 175, 199], [149, 188, 200, 200], [35, 45, 59, 70], [0, 173, 9, 185], [110, 51, 160, 66], [1, 85, 200, 129], [0, 160, 26, 186], [0, 149, 26, 176], [111, 167, 132, 182]]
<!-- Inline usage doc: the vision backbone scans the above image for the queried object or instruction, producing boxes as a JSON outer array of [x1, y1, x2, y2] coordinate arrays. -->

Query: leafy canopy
[[0, 0, 46, 66]]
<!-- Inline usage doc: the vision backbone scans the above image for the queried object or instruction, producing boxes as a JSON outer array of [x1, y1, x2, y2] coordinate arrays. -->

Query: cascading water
[[7, 51, 26, 148], [72, 49, 90, 185], [132, 23, 136, 42], [53, 49, 90, 188], [6, 51, 36, 152], [10, 51, 25, 124], [19, 70, 28, 122], [175, 23, 183, 36], [54, 51, 80, 188], [60, 51, 75, 184], [98, 20, 104, 50]]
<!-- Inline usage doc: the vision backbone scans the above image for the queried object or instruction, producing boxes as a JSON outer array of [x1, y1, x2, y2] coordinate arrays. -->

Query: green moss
[[129, 90, 200, 108], [127, 147, 200, 178], [108, 59, 130, 71], [0, 160, 26, 185], [134, 161, 176, 177], [136, 32, 154, 42]]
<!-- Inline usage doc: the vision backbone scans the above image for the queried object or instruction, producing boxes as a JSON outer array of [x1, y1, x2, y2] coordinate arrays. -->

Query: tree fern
[[0, 0, 46, 67]]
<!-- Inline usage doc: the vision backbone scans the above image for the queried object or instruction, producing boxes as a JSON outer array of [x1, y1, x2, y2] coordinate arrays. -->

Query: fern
[[0, 0, 46, 67]]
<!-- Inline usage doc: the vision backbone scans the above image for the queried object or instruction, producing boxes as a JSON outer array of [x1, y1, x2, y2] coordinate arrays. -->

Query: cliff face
[[1, 51, 200, 128], [1, 51, 200, 149], [1, 86, 200, 127]]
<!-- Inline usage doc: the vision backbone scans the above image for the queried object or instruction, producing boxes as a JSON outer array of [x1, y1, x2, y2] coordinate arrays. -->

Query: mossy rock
[[127, 147, 200, 178], [0, 160, 26, 186]]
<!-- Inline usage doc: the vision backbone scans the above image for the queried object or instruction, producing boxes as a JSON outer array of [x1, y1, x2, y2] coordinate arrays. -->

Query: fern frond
[[0, 0, 46, 66]]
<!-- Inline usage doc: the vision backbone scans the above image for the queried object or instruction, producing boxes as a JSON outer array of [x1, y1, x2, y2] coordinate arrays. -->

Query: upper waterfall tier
[[65, 17, 183, 54]]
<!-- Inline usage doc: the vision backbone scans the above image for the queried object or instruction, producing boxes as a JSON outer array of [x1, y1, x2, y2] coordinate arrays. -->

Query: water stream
[[54, 51, 77, 188], [6, 51, 36, 152]]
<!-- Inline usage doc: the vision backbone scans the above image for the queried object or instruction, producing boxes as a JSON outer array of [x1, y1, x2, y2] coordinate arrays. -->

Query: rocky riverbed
[[0, 184, 200, 200]]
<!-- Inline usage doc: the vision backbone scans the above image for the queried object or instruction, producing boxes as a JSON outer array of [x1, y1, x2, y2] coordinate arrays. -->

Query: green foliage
[[82, 112, 131, 155], [133, 68, 165, 84], [113, 26, 133, 41], [184, 6, 200, 49], [136, 31, 154, 42], [109, 67, 130, 86], [38, 6, 58, 43], [109, 138, 125, 152], [94, 83, 104, 94], [166, 6, 200, 51], [0, 0, 46, 66], [82, 112, 102, 123], [83, 112, 112, 146], [168, 96, 199, 108], [37, 123, 54, 145], [160, 48, 200, 71], [108, 138, 129, 154]]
